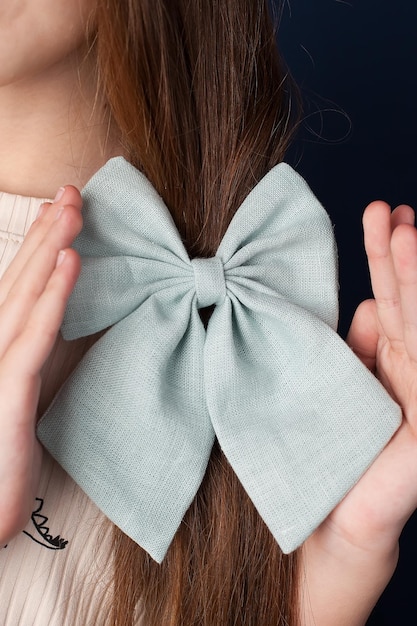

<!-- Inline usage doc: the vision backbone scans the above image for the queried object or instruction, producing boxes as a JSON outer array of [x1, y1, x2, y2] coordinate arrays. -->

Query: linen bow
[[38, 158, 400, 563]]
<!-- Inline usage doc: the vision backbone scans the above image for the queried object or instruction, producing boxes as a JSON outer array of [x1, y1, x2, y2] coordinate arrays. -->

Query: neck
[[0, 50, 123, 199]]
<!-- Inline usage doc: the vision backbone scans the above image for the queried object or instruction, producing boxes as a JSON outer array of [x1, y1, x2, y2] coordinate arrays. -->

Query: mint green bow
[[38, 158, 400, 563]]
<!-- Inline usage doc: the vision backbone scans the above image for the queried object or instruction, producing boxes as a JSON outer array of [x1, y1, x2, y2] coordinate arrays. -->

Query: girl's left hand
[[300, 201, 417, 626]]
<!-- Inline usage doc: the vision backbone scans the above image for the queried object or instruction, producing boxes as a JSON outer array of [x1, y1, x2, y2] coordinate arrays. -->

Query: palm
[[320, 201, 417, 551], [376, 335, 417, 429]]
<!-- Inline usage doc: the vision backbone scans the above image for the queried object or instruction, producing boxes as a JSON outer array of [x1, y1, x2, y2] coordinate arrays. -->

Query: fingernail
[[36, 203, 47, 219], [55, 206, 65, 220], [54, 187, 65, 203], [56, 250, 66, 267]]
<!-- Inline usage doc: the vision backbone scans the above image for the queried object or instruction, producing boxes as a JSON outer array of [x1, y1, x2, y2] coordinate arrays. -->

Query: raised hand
[[300, 201, 417, 626], [336, 201, 417, 542], [0, 187, 82, 544]]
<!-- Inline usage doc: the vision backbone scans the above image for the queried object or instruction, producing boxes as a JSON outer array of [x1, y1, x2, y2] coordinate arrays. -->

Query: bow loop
[[38, 157, 401, 563], [191, 257, 226, 309]]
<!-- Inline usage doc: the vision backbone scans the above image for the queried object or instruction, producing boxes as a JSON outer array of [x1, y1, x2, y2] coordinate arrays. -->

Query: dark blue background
[[277, 1, 417, 623]]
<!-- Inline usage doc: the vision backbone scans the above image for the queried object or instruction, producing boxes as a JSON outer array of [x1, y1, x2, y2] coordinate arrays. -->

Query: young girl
[[1, 1, 417, 624]]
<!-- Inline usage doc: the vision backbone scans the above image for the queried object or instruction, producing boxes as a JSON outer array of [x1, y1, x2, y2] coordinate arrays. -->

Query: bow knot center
[[191, 256, 226, 309]]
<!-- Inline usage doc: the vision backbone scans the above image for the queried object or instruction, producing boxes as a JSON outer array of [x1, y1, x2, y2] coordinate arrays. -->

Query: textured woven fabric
[[38, 157, 401, 563]]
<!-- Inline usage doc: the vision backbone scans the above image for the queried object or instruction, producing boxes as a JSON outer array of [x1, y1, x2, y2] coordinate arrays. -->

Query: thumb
[[346, 299, 379, 372]]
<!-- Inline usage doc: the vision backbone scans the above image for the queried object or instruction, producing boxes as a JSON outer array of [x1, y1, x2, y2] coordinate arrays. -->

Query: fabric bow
[[38, 158, 400, 563]]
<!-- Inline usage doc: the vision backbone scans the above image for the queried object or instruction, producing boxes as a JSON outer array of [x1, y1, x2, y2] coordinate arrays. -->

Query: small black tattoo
[[22, 498, 68, 550]]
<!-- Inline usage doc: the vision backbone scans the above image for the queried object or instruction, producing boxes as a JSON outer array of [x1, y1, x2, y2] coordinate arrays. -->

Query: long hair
[[93, 1, 301, 623]]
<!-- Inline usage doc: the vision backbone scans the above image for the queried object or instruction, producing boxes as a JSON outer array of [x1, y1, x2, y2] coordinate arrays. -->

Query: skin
[[0, 0, 120, 540], [0, 2, 416, 624], [0, 0, 120, 198], [300, 201, 417, 624], [0, 1, 96, 87], [0, 189, 82, 542]]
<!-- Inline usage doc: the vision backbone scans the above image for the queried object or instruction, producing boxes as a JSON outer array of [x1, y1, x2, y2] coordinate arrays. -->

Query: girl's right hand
[[0, 186, 82, 544]]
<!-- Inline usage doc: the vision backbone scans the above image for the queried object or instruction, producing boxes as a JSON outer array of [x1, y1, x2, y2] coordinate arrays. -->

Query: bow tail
[[204, 292, 401, 554], [37, 294, 214, 563]]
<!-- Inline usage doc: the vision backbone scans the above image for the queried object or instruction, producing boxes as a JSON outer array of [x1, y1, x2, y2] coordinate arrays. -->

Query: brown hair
[[94, 0, 301, 623]]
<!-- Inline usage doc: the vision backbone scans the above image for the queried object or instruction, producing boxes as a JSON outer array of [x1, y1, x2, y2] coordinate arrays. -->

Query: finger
[[0, 186, 82, 302], [391, 204, 415, 230], [0, 205, 82, 355], [346, 299, 379, 371], [363, 201, 403, 345], [391, 223, 417, 362], [0, 248, 81, 382]]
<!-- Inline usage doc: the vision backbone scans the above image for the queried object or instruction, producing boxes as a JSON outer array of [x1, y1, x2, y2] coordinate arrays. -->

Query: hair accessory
[[37, 158, 401, 563]]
